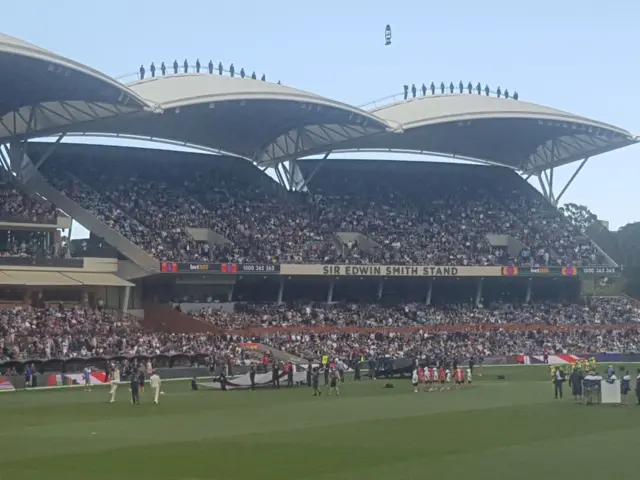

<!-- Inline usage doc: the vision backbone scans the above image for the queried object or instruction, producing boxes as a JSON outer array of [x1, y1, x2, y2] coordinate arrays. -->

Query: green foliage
[[559, 202, 599, 233]]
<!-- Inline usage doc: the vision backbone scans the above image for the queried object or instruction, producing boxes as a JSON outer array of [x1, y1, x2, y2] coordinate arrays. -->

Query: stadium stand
[[36, 145, 611, 267], [0, 34, 636, 373]]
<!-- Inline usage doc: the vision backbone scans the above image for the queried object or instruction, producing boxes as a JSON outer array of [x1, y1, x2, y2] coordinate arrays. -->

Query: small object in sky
[[385, 25, 392, 46]]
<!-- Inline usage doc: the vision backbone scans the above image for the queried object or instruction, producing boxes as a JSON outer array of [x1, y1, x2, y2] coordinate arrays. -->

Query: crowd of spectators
[[39, 152, 610, 267], [0, 306, 251, 364], [190, 297, 640, 329], [0, 179, 57, 224], [3, 296, 637, 366]]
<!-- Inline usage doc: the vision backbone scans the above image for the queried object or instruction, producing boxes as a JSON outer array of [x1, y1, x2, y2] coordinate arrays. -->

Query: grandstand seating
[[0, 174, 57, 226], [1, 297, 638, 365], [37, 145, 611, 267]]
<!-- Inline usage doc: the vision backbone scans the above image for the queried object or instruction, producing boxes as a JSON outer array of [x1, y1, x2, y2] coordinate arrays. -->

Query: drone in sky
[[385, 25, 392, 46]]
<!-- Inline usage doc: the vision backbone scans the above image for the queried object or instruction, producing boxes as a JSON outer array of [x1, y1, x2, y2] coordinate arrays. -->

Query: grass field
[[1, 364, 639, 480]]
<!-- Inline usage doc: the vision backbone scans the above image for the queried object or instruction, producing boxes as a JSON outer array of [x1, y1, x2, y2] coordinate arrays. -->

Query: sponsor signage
[[160, 262, 280, 274], [280, 264, 501, 277], [501, 266, 621, 277], [159, 262, 621, 278]]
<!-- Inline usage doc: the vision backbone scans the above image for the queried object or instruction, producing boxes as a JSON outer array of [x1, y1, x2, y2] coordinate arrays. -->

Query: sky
[[3, 0, 639, 237]]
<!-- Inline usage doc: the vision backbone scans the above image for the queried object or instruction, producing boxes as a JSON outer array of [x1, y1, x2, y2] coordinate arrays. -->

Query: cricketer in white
[[109, 368, 120, 403], [150, 371, 161, 404]]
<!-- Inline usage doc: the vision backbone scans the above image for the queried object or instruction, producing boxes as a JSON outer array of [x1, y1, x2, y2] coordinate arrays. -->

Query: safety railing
[[358, 84, 520, 110], [115, 63, 276, 85]]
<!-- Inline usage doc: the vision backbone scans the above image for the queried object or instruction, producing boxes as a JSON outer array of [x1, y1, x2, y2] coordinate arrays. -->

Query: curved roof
[[0, 33, 150, 141], [2, 33, 635, 173], [339, 94, 637, 173], [65, 74, 392, 162]]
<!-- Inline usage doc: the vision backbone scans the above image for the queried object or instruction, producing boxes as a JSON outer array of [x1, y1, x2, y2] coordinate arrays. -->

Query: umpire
[[130, 372, 140, 404], [553, 367, 565, 399]]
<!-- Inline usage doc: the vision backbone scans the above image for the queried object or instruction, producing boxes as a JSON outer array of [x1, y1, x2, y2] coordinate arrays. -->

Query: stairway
[[23, 174, 159, 273]]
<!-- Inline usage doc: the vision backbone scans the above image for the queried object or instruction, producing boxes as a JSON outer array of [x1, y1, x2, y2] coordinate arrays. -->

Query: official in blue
[[635, 369, 640, 405], [553, 367, 565, 399]]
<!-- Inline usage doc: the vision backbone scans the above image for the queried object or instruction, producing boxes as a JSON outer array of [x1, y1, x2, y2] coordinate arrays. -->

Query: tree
[[616, 222, 640, 266], [559, 203, 599, 234]]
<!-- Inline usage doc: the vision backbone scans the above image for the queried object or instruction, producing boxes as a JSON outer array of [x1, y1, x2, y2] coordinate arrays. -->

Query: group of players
[[412, 366, 472, 392], [81, 363, 163, 405]]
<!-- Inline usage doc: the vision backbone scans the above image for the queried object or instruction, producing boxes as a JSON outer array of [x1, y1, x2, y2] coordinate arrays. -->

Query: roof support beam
[[33, 133, 66, 170], [537, 174, 550, 202], [0, 144, 11, 172], [275, 163, 289, 190], [555, 157, 589, 205], [542, 169, 554, 204], [26, 106, 37, 136], [299, 151, 331, 191], [537, 156, 590, 206]]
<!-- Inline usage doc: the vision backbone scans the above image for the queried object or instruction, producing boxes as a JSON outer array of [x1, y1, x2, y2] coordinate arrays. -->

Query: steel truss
[[0, 101, 142, 142], [0, 133, 66, 180], [255, 123, 383, 168], [270, 151, 332, 192], [534, 156, 589, 206]]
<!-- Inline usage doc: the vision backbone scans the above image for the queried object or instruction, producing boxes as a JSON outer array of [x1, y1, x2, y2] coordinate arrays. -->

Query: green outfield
[[1, 364, 638, 480]]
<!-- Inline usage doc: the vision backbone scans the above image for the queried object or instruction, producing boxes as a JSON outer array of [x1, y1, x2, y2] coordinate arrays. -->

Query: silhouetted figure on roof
[[229, 63, 235, 77], [504, 89, 509, 99], [430, 82, 435, 95], [160, 62, 166, 76], [476, 82, 482, 95], [183, 59, 189, 73], [277, 80, 281, 84], [218, 62, 223, 75], [496, 86, 502, 98], [449, 82, 454, 94], [513, 91, 519, 100], [459, 81, 464, 93], [440, 82, 445, 94], [208, 60, 214, 74], [251, 71, 257, 80], [139, 65, 145, 80], [421, 83, 427, 96], [467, 81, 473, 94], [150, 62, 156, 78], [196, 59, 201, 73], [240, 68, 245, 78], [173, 60, 179, 74], [484, 84, 490, 96], [411, 84, 417, 98], [261, 74, 266, 81], [403, 85, 409, 100]]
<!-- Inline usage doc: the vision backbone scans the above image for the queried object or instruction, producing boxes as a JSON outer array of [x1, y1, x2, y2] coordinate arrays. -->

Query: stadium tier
[[2, 298, 640, 365], [31, 143, 612, 267]]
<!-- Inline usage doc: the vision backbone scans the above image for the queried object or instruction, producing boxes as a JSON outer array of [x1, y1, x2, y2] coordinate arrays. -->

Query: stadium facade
[[0, 33, 637, 330]]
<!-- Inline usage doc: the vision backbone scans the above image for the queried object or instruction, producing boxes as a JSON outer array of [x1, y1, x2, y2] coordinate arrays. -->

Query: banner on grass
[[205, 367, 308, 390], [516, 354, 584, 365], [0, 376, 15, 391]]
